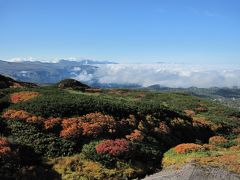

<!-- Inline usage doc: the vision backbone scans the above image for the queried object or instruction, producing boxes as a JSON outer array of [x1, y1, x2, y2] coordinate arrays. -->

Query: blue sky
[[0, 0, 240, 64]]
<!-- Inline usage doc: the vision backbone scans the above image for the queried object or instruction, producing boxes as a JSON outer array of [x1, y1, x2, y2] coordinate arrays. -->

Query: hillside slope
[[0, 74, 37, 89], [0, 85, 239, 179]]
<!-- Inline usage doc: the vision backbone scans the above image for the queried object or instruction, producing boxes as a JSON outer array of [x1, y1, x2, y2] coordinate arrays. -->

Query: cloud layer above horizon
[[71, 64, 240, 88]]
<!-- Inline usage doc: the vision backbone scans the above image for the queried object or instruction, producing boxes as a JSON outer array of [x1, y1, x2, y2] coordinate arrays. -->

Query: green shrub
[[131, 142, 162, 163], [216, 141, 237, 148], [6, 120, 76, 157], [81, 141, 115, 167], [11, 92, 189, 123]]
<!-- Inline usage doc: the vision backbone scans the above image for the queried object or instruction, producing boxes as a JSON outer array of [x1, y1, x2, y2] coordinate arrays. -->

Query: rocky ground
[[143, 163, 240, 180]]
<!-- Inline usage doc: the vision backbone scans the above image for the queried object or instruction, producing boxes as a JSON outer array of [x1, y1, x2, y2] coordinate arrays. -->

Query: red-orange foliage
[[60, 113, 116, 138], [3, 110, 117, 139], [81, 113, 116, 137], [0, 137, 11, 155], [2, 109, 44, 123], [173, 143, 203, 154], [81, 122, 103, 137], [10, 91, 40, 103], [44, 117, 62, 130], [126, 129, 144, 142], [209, 136, 227, 145], [96, 139, 129, 156], [60, 118, 82, 138]]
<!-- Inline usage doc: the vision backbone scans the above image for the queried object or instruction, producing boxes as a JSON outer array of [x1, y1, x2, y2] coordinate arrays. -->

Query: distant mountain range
[[0, 59, 115, 85], [0, 60, 240, 92], [0, 59, 143, 88]]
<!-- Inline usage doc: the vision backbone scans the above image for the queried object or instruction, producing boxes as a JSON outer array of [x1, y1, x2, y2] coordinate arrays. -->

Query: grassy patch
[[49, 154, 145, 180], [163, 138, 240, 174]]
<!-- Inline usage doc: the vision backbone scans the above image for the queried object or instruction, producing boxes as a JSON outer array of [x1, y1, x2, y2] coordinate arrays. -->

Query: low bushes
[[209, 136, 228, 145], [173, 143, 203, 154], [2, 110, 118, 140], [58, 113, 117, 140], [163, 138, 240, 174], [208, 136, 238, 148], [2, 109, 44, 124], [82, 139, 131, 168], [0, 136, 56, 180], [81, 141, 115, 167], [60, 113, 117, 139], [10, 91, 40, 103], [51, 155, 145, 179], [126, 129, 144, 142], [2, 87, 235, 179], [10, 92, 187, 122], [96, 139, 129, 157], [6, 120, 76, 157], [206, 135, 240, 149], [130, 142, 162, 163]]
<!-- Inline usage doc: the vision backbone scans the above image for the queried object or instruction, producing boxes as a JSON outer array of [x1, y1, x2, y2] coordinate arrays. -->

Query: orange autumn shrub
[[230, 145, 240, 151], [44, 117, 62, 130], [126, 129, 144, 142], [0, 137, 11, 155], [209, 136, 227, 145], [2, 109, 44, 123], [202, 144, 216, 151], [184, 109, 196, 117], [81, 113, 116, 137], [2, 109, 30, 120], [10, 91, 40, 103], [96, 139, 129, 157], [60, 118, 82, 138], [173, 143, 203, 154], [81, 122, 103, 137], [60, 113, 116, 138]]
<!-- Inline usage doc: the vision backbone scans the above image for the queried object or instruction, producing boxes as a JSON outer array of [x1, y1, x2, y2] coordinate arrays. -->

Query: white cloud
[[71, 67, 93, 82], [7, 57, 59, 63], [72, 64, 240, 88]]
